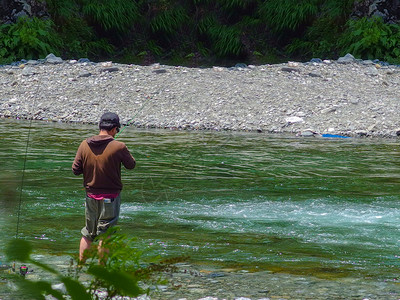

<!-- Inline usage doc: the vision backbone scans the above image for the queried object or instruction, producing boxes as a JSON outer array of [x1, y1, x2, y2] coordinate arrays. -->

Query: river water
[[1, 119, 400, 297]]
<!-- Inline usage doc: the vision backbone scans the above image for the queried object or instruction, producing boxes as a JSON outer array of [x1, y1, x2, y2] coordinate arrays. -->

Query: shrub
[[0, 17, 61, 64], [338, 16, 400, 63], [282, 0, 362, 60]]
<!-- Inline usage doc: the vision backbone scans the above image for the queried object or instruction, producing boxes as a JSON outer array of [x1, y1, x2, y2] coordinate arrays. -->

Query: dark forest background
[[1, 0, 400, 66]]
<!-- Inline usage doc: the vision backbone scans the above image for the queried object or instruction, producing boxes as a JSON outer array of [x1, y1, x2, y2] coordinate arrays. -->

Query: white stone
[[213, 66, 224, 72], [285, 116, 304, 124], [101, 61, 113, 67]]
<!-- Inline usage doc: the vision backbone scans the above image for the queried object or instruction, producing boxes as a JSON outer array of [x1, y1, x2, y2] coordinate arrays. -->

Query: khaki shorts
[[81, 195, 121, 241]]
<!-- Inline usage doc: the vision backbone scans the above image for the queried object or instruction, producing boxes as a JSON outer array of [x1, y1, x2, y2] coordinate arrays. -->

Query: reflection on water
[[1, 118, 400, 283]]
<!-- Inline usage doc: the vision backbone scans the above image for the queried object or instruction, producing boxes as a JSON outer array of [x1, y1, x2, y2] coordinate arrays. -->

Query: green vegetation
[[339, 17, 400, 64], [3, 227, 184, 299], [1, 0, 400, 65], [0, 17, 61, 64]]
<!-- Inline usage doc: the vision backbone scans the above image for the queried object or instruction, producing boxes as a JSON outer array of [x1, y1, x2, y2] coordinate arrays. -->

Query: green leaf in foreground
[[5, 239, 32, 262], [61, 277, 91, 300], [88, 265, 141, 297]]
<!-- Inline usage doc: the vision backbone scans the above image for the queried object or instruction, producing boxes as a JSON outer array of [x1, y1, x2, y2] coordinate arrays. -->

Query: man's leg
[[98, 238, 110, 265], [97, 195, 121, 264], [79, 236, 92, 263], [80, 197, 98, 263]]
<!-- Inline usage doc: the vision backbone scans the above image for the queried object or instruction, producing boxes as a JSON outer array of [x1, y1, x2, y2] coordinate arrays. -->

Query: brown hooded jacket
[[72, 135, 136, 194]]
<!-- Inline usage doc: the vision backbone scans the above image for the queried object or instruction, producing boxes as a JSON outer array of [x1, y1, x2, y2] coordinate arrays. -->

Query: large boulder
[[0, 0, 48, 23], [352, 0, 400, 23]]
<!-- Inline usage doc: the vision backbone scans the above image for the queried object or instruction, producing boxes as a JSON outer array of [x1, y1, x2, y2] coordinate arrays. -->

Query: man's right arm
[[121, 145, 136, 170], [72, 143, 84, 175]]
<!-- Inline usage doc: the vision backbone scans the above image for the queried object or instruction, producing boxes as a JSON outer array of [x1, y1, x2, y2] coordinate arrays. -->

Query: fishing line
[[15, 80, 39, 239], [115, 93, 151, 139], [15, 117, 33, 238]]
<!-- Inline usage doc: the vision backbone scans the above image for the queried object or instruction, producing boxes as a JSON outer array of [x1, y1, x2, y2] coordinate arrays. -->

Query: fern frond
[[259, 0, 319, 32], [197, 14, 219, 35], [82, 0, 139, 32], [207, 24, 242, 57], [217, 0, 251, 10], [146, 40, 163, 56], [193, 0, 214, 4], [45, 0, 78, 20], [215, 27, 242, 56], [321, 0, 356, 19], [150, 7, 190, 35], [238, 15, 262, 28]]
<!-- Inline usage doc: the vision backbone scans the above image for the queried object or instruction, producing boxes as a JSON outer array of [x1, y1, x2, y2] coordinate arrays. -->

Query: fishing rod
[[115, 93, 151, 139]]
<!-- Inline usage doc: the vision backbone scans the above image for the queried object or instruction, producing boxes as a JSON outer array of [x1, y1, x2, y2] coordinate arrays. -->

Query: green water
[[2, 118, 400, 284]]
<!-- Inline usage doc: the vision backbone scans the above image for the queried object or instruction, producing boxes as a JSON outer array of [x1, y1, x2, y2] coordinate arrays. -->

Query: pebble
[[1, 54, 400, 138]]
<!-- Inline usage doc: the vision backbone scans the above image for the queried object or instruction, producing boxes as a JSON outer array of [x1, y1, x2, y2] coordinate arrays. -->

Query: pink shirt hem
[[87, 193, 119, 200]]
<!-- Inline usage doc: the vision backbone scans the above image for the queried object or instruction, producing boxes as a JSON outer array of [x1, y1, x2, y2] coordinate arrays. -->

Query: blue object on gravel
[[322, 134, 350, 138]]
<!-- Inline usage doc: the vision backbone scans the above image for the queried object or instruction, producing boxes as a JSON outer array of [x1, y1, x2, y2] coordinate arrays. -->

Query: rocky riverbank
[[1, 53, 400, 138], [150, 264, 400, 300], [3, 256, 400, 300]]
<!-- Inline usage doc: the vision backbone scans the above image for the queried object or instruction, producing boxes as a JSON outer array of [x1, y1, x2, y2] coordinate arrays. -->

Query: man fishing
[[72, 112, 136, 262]]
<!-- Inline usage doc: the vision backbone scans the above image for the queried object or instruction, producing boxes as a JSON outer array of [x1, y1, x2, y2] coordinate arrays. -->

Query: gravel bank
[[1, 54, 400, 138], [4, 257, 399, 300]]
